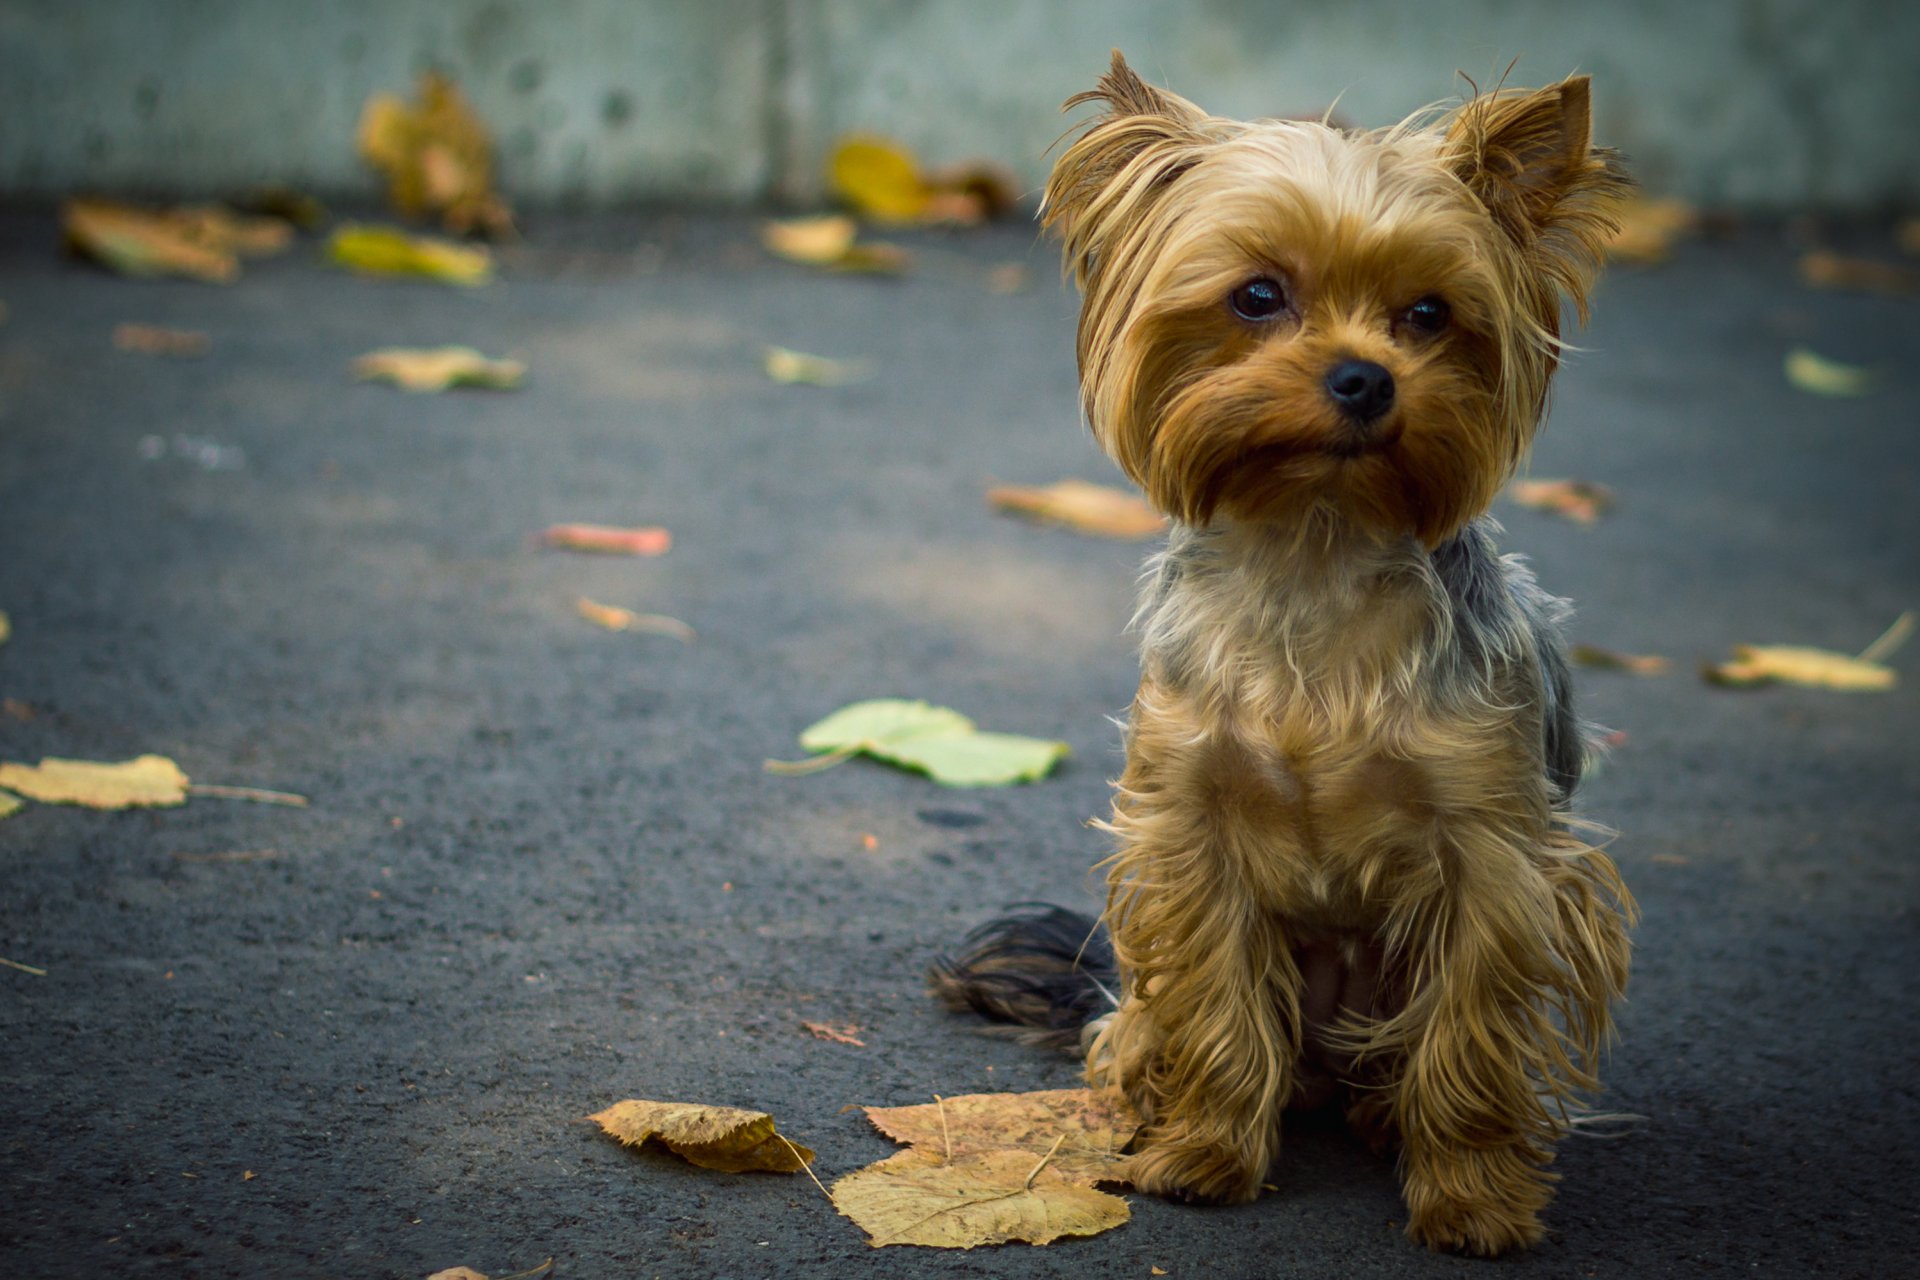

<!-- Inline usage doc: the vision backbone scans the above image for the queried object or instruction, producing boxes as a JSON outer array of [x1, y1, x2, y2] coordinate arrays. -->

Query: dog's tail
[[927, 904, 1118, 1052]]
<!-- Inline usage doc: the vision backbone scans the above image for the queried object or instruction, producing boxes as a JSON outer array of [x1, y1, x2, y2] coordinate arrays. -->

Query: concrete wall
[[3, 0, 1915, 211]]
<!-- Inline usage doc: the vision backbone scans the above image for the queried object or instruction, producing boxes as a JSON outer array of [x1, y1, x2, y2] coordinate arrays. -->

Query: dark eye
[[1403, 295, 1452, 335], [1229, 277, 1287, 322]]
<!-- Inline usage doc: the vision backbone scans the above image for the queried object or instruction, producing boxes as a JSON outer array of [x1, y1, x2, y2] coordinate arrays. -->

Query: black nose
[[1324, 359, 1395, 422]]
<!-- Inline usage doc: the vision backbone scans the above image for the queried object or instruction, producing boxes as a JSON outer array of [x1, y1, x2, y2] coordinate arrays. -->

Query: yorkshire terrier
[[933, 53, 1636, 1256]]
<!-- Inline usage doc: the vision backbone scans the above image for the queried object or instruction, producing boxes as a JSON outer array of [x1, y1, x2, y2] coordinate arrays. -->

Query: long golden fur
[[1046, 53, 1635, 1255]]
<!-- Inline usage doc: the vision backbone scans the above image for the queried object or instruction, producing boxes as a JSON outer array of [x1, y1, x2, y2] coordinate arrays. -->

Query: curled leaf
[[327, 224, 493, 286], [0, 755, 189, 809], [352, 345, 524, 392], [1784, 346, 1877, 397], [358, 72, 514, 238], [538, 524, 671, 556], [1507, 478, 1614, 524], [764, 346, 873, 386], [590, 1099, 814, 1173], [987, 479, 1166, 539], [63, 199, 238, 283]]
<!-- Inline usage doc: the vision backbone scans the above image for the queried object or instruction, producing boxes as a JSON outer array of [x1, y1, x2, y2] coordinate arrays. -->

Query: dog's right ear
[[1044, 51, 1212, 287]]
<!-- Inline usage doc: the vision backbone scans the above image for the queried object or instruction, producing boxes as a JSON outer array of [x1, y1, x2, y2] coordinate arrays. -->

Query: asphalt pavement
[[1, 205, 1916, 1279]]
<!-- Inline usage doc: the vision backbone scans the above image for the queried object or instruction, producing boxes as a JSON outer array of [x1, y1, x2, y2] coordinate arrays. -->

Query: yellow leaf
[[352, 345, 524, 392], [327, 224, 493, 286], [764, 345, 873, 386], [1571, 645, 1672, 676], [1706, 644, 1896, 690], [831, 1148, 1130, 1248], [0, 755, 189, 809], [1507, 478, 1614, 524], [987, 480, 1167, 540], [357, 72, 514, 238], [830, 136, 931, 223], [425, 1270, 490, 1280], [863, 1088, 1141, 1184], [1784, 346, 1877, 397], [62, 199, 238, 283], [574, 597, 695, 641], [762, 215, 858, 264], [1604, 197, 1697, 264], [589, 1099, 814, 1173], [0, 610, 9, 644], [0, 791, 22, 821]]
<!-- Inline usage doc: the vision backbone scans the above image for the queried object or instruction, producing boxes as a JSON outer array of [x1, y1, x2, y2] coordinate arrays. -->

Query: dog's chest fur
[[1128, 517, 1558, 935]]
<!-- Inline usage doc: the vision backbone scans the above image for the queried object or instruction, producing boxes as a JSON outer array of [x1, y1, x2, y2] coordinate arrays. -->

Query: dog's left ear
[[1447, 76, 1630, 318]]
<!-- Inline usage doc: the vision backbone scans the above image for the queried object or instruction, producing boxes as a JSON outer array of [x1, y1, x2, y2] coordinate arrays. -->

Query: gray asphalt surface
[[1, 205, 1916, 1279]]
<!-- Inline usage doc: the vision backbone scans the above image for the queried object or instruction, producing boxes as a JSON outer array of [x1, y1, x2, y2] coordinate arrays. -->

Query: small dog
[[934, 53, 1636, 1256]]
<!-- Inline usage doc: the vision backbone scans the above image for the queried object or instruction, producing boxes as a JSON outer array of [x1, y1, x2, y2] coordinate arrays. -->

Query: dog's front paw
[[1402, 1146, 1550, 1256], [1119, 1131, 1265, 1206]]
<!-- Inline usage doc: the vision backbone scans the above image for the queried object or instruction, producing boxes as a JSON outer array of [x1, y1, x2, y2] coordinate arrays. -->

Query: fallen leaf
[[1706, 610, 1909, 690], [769, 698, 1069, 788], [538, 524, 672, 556], [235, 186, 328, 230], [590, 1099, 814, 1173], [1649, 853, 1690, 866], [114, 323, 211, 357], [1153, 1269, 1169, 1276], [1798, 249, 1920, 297], [802, 1020, 867, 1047], [352, 345, 524, 392], [1605, 197, 1697, 264], [0, 754, 189, 809], [575, 597, 695, 641], [863, 1089, 1140, 1183], [1784, 346, 1877, 397], [1901, 218, 1920, 255], [987, 263, 1030, 295], [832, 1147, 1130, 1248], [760, 215, 910, 274], [426, 1269, 489, 1280], [63, 199, 238, 283], [987, 479, 1166, 539], [1571, 645, 1672, 676], [327, 224, 493, 286], [764, 345, 873, 386], [0, 611, 9, 644], [358, 72, 514, 238], [0, 792, 22, 821], [167, 204, 294, 257], [831, 136, 931, 223], [1507, 478, 1615, 524]]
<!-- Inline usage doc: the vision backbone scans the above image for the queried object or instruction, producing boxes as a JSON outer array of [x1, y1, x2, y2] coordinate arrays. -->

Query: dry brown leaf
[[1784, 346, 1877, 397], [1605, 197, 1697, 264], [863, 1088, 1140, 1184], [1798, 249, 1920, 297], [0, 755, 189, 809], [801, 1020, 866, 1047], [988, 479, 1166, 540], [114, 324, 211, 357], [358, 72, 514, 238], [539, 524, 672, 556], [1571, 645, 1672, 676], [352, 346, 524, 392], [832, 1147, 1130, 1249], [764, 346, 873, 386], [590, 1099, 814, 1173], [574, 597, 695, 641], [1507, 478, 1614, 524], [168, 204, 294, 257], [63, 199, 238, 283]]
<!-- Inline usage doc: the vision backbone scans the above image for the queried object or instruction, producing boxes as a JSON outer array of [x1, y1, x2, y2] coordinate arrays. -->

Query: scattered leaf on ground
[[1507, 478, 1614, 523], [1784, 346, 1877, 397], [538, 524, 672, 556], [1900, 218, 1920, 255], [832, 1088, 1141, 1248], [769, 698, 1069, 788], [327, 224, 493, 286], [0, 792, 22, 821], [1572, 645, 1672, 676], [1798, 249, 1920, 297], [0, 610, 9, 644], [590, 1099, 814, 1173], [1605, 197, 1698, 264], [236, 186, 328, 230], [358, 72, 514, 238], [575, 597, 695, 641], [829, 135, 1018, 227], [63, 199, 238, 283], [987, 263, 1030, 294], [764, 345, 874, 386], [987, 479, 1166, 539], [426, 1270, 490, 1280], [802, 1020, 867, 1047], [761, 215, 910, 274], [352, 345, 524, 392], [0, 755, 189, 809], [1706, 610, 1910, 691], [114, 323, 211, 357]]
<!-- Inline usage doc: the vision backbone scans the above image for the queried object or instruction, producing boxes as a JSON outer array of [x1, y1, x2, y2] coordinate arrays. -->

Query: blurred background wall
[[4, 0, 1914, 212]]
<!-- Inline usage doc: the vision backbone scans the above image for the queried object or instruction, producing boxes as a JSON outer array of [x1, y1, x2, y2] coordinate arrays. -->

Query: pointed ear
[[1447, 76, 1631, 316], [1043, 51, 1212, 286]]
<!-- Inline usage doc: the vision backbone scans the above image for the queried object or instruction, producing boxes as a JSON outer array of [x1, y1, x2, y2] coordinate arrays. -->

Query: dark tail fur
[[927, 904, 1117, 1051]]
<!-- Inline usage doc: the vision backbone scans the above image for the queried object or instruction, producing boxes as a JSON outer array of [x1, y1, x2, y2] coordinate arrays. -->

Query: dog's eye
[[1229, 278, 1287, 322], [1403, 296, 1452, 335]]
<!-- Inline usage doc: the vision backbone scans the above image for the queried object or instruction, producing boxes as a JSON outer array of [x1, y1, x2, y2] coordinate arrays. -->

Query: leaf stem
[[935, 1094, 952, 1165], [762, 746, 860, 777], [1857, 609, 1916, 664], [777, 1133, 833, 1203], [1024, 1134, 1067, 1191], [186, 783, 310, 807]]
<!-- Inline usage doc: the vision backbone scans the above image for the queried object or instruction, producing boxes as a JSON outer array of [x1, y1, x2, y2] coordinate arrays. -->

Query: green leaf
[[778, 698, 1069, 788]]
